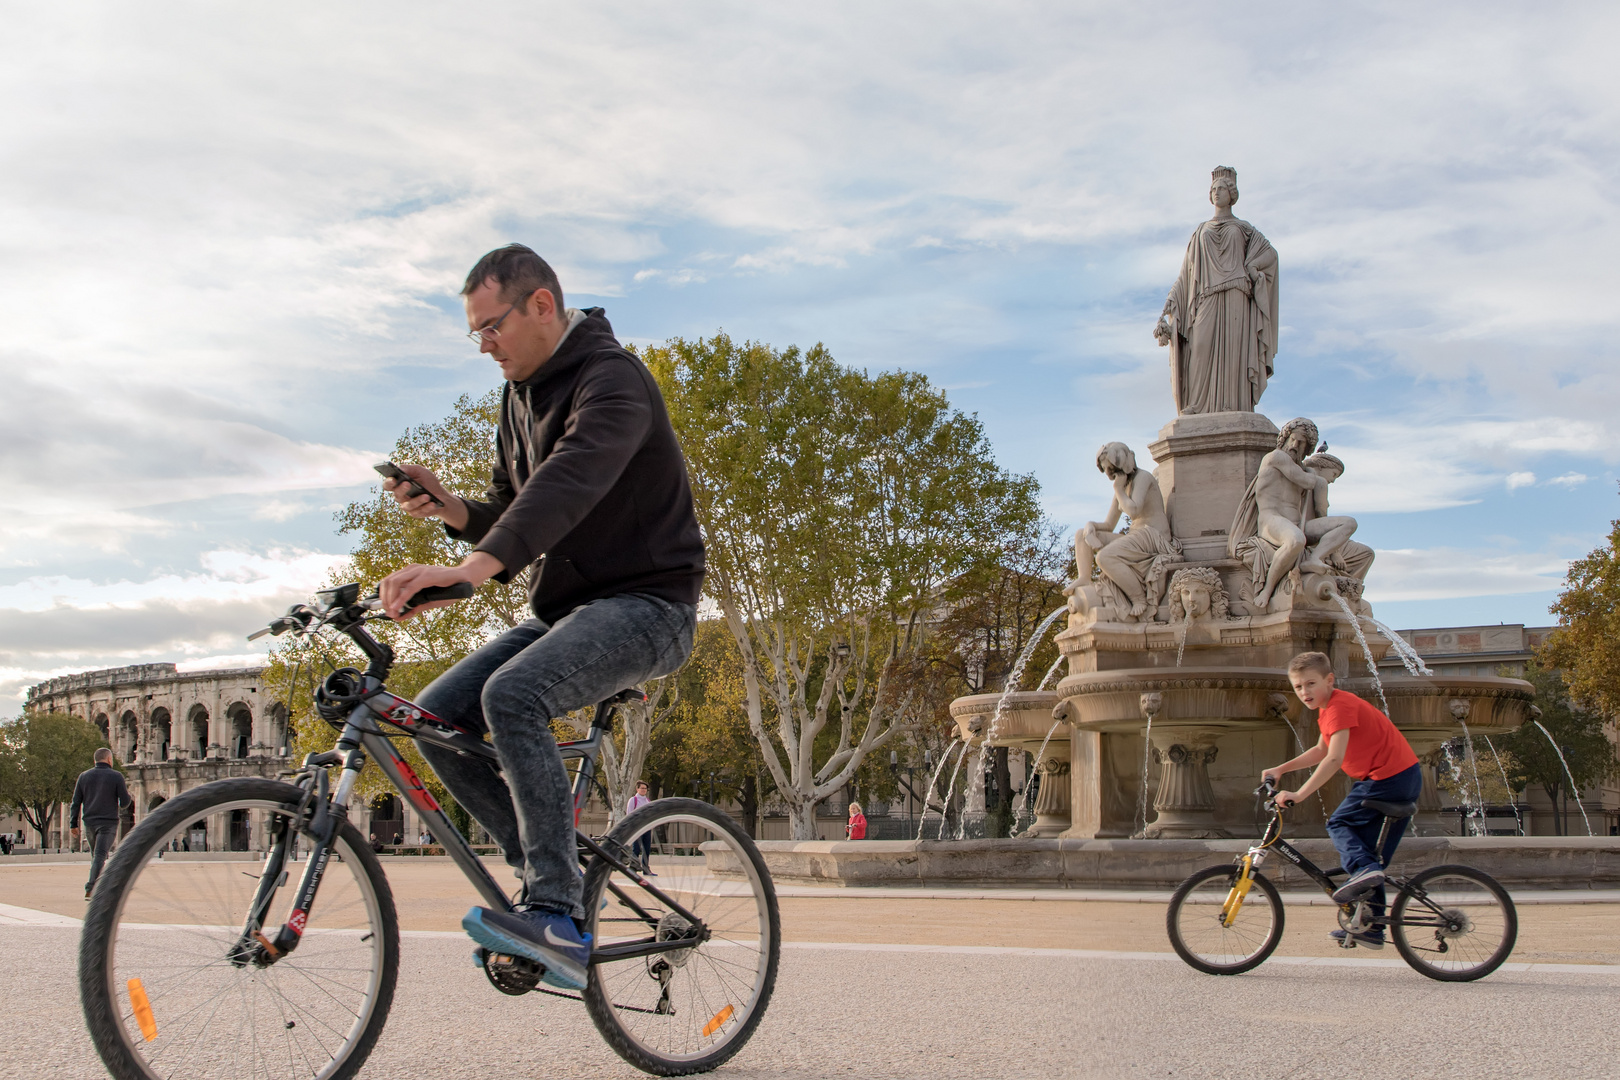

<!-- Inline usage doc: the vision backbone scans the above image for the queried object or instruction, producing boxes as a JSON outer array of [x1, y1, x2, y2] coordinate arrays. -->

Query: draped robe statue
[[1155, 166, 1279, 415]]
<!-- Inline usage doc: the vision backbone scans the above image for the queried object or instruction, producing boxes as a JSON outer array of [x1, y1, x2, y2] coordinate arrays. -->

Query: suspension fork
[[1222, 847, 1267, 927], [246, 736, 366, 963]]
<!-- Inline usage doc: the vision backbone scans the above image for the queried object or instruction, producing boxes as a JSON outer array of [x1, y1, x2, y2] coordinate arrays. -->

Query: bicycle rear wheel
[[1166, 863, 1285, 975], [1390, 864, 1517, 982], [79, 778, 398, 1080], [582, 798, 779, 1076]]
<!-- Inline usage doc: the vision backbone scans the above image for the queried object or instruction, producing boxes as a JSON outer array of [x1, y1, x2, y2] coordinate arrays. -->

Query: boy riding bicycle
[[376, 244, 704, 988], [1262, 651, 1422, 949]]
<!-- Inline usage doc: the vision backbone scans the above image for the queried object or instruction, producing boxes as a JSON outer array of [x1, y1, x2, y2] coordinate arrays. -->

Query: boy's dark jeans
[[414, 593, 695, 919], [1326, 762, 1423, 920]]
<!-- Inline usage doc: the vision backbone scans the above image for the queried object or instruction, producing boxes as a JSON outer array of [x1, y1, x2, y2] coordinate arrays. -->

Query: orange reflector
[[127, 978, 157, 1042], [701, 1004, 734, 1037]]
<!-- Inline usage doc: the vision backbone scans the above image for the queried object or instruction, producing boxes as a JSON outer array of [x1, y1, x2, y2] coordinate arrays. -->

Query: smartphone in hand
[[373, 461, 445, 507]]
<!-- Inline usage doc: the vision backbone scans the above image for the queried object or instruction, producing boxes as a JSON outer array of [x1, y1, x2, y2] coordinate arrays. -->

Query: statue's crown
[[1211, 165, 1237, 185]]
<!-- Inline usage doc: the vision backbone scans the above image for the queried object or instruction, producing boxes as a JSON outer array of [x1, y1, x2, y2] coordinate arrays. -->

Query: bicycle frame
[[238, 599, 711, 968], [1221, 802, 1459, 937]]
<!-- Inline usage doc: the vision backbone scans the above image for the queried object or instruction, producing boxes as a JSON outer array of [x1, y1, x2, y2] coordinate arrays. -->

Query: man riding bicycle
[[377, 244, 704, 989]]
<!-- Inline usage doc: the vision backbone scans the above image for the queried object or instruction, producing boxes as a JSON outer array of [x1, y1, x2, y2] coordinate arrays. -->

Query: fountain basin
[[948, 690, 1065, 743], [710, 837, 1620, 889]]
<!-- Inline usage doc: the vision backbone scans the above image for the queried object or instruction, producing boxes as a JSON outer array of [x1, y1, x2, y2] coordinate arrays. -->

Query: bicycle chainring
[[480, 949, 545, 995]]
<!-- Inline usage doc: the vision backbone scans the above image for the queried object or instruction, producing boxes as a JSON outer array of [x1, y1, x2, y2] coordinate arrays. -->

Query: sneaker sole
[[1331, 876, 1385, 904], [461, 909, 588, 990]]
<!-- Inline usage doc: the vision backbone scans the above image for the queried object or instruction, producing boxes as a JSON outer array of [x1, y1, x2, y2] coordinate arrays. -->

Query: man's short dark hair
[[462, 244, 564, 314], [94, 746, 112, 763]]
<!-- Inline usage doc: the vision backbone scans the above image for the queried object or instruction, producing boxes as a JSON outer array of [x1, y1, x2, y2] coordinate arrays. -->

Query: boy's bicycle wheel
[[1390, 864, 1517, 982], [79, 778, 399, 1080], [1166, 864, 1285, 975], [582, 798, 779, 1076]]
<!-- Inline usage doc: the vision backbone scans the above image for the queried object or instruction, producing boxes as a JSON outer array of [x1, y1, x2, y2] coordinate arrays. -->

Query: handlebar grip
[[403, 582, 475, 611]]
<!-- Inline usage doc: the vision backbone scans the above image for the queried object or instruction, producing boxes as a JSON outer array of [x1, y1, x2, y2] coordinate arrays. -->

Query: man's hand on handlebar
[[1272, 789, 1300, 809], [379, 552, 504, 620]]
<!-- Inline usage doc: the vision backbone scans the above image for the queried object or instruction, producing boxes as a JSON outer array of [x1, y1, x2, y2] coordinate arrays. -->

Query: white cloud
[[1365, 547, 1571, 603], [1506, 472, 1537, 491], [1547, 472, 1590, 488]]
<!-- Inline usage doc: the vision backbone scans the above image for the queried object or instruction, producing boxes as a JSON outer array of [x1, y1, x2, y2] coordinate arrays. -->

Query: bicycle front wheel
[[79, 778, 399, 1080], [1166, 863, 1285, 975], [582, 797, 780, 1076], [1390, 864, 1517, 982]]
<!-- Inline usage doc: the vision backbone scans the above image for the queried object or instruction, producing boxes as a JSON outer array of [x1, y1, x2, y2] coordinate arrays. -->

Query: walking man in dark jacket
[[70, 748, 133, 899], [376, 244, 703, 990]]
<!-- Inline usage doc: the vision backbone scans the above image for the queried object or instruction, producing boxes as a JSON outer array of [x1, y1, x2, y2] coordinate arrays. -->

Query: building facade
[[20, 663, 290, 850]]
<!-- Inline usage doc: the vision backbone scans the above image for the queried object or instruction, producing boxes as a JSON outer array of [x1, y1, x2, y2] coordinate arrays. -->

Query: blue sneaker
[[1329, 928, 1385, 951], [462, 906, 591, 989]]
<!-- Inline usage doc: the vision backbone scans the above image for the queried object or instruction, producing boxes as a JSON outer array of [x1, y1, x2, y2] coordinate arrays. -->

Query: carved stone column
[[1026, 751, 1072, 837], [1062, 726, 1103, 839], [1144, 726, 1230, 838]]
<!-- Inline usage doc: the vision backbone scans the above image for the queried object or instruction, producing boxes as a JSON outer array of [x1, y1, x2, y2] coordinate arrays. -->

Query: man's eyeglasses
[[466, 290, 536, 345]]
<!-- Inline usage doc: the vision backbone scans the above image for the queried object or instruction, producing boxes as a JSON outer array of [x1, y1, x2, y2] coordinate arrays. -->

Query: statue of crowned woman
[[1154, 166, 1279, 414]]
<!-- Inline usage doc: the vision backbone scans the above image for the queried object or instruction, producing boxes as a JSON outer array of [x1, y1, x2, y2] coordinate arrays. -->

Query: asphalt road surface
[[7, 920, 1619, 1080]]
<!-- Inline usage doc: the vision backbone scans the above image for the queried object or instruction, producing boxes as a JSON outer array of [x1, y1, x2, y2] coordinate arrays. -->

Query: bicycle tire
[[1390, 864, 1517, 982], [79, 778, 399, 1080], [1166, 863, 1285, 975], [582, 798, 779, 1076]]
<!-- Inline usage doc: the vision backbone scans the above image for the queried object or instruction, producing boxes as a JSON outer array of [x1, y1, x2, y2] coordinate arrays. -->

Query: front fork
[[231, 744, 364, 967], [1221, 846, 1267, 927]]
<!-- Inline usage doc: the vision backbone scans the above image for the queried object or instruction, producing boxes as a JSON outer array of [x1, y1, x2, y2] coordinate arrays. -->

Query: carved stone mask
[[1448, 698, 1471, 721], [1178, 583, 1212, 620]]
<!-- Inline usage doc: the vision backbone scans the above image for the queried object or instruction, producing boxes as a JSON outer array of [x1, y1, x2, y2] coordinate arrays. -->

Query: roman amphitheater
[[15, 663, 474, 853]]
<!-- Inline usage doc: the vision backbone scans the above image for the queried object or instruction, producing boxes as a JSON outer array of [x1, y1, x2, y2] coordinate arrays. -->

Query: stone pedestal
[[1148, 411, 1278, 564], [1144, 725, 1230, 838], [1063, 727, 1103, 839], [1026, 751, 1072, 837]]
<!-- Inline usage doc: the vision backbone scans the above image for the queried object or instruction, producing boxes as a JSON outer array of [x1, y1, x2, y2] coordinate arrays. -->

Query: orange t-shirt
[[1316, 689, 1419, 781]]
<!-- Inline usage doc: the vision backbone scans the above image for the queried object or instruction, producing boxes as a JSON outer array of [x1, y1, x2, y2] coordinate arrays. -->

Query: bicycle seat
[[1360, 798, 1417, 819], [602, 687, 647, 706]]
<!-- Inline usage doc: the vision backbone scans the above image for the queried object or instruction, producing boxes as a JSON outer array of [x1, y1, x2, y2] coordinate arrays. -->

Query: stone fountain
[[952, 164, 1535, 841], [737, 169, 1618, 890]]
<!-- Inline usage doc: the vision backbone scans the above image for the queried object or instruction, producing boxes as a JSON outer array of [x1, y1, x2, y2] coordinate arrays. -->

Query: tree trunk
[[739, 773, 759, 839], [1544, 783, 1564, 836], [990, 746, 1012, 838], [789, 799, 819, 840]]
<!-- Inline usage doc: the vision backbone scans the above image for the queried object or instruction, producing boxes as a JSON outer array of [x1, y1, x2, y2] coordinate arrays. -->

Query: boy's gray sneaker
[[1329, 928, 1385, 951], [1331, 866, 1385, 903]]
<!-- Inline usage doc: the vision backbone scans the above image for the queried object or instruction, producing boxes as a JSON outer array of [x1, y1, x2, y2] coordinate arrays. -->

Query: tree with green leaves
[[0, 712, 112, 847], [1498, 663, 1618, 835], [262, 390, 531, 813], [1542, 516, 1620, 717], [646, 333, 1048, 839]]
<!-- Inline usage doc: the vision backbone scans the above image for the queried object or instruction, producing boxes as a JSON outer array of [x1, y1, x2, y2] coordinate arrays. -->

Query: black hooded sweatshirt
[[449, 308, 705, 624]]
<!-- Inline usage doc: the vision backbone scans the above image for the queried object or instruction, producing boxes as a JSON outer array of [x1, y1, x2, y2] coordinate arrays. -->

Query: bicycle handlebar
[[245, 581, 475, 641]]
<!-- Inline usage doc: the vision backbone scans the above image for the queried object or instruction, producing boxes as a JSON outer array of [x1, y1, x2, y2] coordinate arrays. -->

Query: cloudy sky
[[3, 2, 1617, 709]]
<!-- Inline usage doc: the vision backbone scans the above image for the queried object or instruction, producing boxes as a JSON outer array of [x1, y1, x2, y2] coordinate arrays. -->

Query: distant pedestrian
[[627, 781, 654, 873], [845, 801, 867, 840], [70, 748, 133, 899]]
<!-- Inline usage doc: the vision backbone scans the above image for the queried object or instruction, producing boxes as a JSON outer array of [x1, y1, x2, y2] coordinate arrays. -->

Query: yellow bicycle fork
[[1221, 855, 1257, 927]]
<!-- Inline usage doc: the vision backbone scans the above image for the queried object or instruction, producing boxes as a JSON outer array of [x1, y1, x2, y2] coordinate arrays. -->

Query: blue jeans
[[1327, 762, 1423, 919], [415, 594, 695, 919]]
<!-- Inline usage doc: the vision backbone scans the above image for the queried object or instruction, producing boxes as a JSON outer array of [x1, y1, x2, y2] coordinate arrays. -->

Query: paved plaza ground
[[5, 858, 1619, 1079]]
